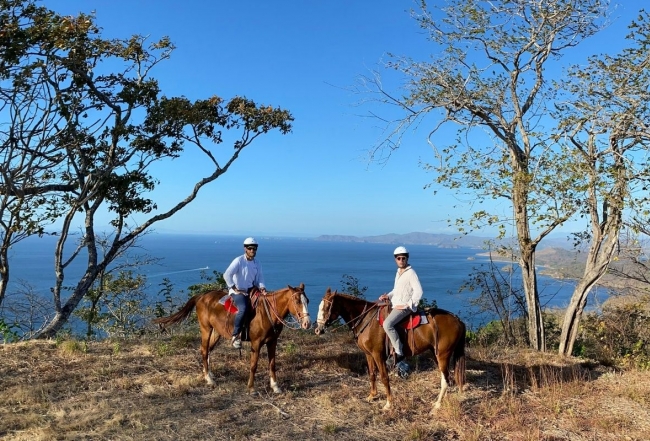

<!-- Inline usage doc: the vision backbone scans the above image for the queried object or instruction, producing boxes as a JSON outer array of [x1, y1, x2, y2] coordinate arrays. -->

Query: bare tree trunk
[[513, 160, 546, 351], [519, 244, 545, 351], [559, 209, 621, 355], [37, 268, 100, 338]]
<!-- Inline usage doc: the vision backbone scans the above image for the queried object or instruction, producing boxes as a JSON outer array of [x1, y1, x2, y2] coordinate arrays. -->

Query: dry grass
[[1, 329, 649, 441]]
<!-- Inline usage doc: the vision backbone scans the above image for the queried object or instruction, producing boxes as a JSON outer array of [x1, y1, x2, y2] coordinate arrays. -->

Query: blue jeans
[[382, 308, 411, 356], [231, 293, 251, 337]]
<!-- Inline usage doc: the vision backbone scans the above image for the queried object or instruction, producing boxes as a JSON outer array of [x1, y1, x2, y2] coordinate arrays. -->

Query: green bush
[[575, 295, 650, 368]]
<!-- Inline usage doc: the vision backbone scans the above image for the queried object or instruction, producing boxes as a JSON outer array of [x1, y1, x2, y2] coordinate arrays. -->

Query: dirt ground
[[1, 330, 649, 441]]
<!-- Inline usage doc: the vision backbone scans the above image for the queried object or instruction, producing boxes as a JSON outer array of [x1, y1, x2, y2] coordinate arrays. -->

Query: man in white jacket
[[378, 246, 423, 373]]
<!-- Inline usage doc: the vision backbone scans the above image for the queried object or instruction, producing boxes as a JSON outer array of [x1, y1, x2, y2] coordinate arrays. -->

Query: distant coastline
[[315, 232, 496, 249], [314, 231, 573, 251]]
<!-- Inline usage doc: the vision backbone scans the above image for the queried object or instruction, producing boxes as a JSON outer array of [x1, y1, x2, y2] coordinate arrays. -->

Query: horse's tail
[[152, 295, 201, 330], [453, 319, 467, 391]]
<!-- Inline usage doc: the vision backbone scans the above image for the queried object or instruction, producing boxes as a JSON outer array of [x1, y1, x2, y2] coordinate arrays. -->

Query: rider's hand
[[379, 294, 389, 301]]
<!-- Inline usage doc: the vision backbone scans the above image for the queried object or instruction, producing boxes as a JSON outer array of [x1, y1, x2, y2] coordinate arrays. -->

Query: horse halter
[[291, 288, 310, 322], [316, 295, 335, 328]]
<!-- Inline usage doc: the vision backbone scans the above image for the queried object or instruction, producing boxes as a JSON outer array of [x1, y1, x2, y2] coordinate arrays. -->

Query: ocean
[[5, 233, 604, 329]]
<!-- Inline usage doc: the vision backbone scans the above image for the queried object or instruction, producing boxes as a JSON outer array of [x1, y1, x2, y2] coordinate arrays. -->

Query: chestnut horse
[[314, 289, 466, 411], [153, 284, 311, 394]]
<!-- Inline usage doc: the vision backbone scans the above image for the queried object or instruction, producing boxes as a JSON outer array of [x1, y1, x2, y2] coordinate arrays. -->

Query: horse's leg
[[201, 326, 216, 386], [365, 353, 379, 402], [433, 351, 451, 411], [247, 342, 261, 394], [372, 352, 392, 411], [266, 338, 282, 393]]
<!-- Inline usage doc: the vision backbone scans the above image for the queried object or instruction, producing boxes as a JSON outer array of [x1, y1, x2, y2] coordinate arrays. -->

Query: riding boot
[[386, 352, 403, 369]]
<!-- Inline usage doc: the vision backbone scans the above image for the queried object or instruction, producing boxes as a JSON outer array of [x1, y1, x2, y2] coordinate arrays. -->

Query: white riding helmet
[[393, 246, 409, 256], [243, 237, 258, 246]]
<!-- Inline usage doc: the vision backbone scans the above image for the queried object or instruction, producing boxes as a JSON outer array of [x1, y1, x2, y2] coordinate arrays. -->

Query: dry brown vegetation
[[2, 329, 649, 441]]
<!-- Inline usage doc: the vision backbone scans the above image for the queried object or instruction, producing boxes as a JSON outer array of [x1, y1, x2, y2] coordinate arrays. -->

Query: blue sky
[[42, 0, 639, 238]]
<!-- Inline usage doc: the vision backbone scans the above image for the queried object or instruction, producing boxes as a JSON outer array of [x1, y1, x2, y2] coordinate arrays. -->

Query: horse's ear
[[287, 285, 293, 290], [326, 287, 331, 294], [299, 282, 305, 290]]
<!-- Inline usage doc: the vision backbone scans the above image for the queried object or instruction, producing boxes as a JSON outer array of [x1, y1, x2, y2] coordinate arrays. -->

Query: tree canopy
[[364, 0, 647, 350], [0, 0, 293, 337]]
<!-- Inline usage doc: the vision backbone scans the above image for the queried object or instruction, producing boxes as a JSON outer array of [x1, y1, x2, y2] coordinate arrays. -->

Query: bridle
[[317, 294, 381, 338], [263, 287, 310, 330]]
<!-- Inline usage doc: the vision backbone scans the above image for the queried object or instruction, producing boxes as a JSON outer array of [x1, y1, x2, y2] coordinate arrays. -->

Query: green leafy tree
[[339, 274, 367, 298], [74, 270, 147, 338], [74, 233, 159, 338], [363, 0, 609, 350], [0, 0, 69, 306], [552, 11, 650, 355], [0, 0, 293, 338]]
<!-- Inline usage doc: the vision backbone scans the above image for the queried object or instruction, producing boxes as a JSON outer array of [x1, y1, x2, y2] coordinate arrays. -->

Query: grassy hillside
[[2, 329, 649, 440]]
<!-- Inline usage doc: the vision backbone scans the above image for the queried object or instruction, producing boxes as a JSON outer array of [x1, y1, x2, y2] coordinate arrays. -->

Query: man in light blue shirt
[[223, 237, 267, 348]]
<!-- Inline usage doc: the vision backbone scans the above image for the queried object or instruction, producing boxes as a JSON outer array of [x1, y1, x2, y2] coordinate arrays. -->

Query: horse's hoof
[[272, 387, 283, 394], [382, 402, 392, 411], [249, 390, 259, 396], [366, 394, 378, 402]]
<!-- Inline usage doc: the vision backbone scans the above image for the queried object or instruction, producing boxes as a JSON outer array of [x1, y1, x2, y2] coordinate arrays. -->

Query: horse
[[153, 283, 311, 394], [314, 288, 466, 411]]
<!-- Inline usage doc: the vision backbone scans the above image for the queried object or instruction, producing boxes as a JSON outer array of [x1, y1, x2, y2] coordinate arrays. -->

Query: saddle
[[378, 306, 429, 330], [220, 287, 263, 341], [379, 305, 434, 364]]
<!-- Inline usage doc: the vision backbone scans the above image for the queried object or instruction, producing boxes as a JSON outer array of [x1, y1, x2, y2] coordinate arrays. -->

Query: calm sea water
[[6, 233, 604, 328]]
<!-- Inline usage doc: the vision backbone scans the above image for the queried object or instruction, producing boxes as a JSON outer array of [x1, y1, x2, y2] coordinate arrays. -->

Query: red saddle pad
[[379, 308, 421, 330], [220, 296, 239, 314]]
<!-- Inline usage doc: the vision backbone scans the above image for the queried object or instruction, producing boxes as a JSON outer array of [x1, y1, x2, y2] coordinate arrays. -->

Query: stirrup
[[395, 361, 410, 379], [231, 335, 241, 349]]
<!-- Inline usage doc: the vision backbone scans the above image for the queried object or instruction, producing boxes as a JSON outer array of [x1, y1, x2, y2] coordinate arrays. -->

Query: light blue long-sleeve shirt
[[224, 255, 266, 295]]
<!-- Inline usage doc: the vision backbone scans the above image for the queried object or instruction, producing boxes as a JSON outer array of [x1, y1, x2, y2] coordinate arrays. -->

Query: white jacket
[[387, 266, 423, 312]]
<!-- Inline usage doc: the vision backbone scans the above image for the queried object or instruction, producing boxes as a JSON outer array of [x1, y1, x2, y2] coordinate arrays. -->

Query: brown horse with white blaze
[[153, 283, 310, 394], [314, 288, 466, 411]]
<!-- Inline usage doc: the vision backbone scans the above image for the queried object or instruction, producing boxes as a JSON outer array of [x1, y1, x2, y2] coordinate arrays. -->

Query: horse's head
[[314, 287, 338, 335], [287, 282, 311, 330]]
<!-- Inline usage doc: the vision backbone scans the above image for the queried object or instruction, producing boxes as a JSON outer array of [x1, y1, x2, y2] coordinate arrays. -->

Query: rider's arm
[[223, 257, 240, 295], [408, 270, 424, 310], [255, 260, 266, 291]]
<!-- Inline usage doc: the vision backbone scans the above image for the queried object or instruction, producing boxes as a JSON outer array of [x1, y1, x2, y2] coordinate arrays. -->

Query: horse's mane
[[333, 292, 374, 305]]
